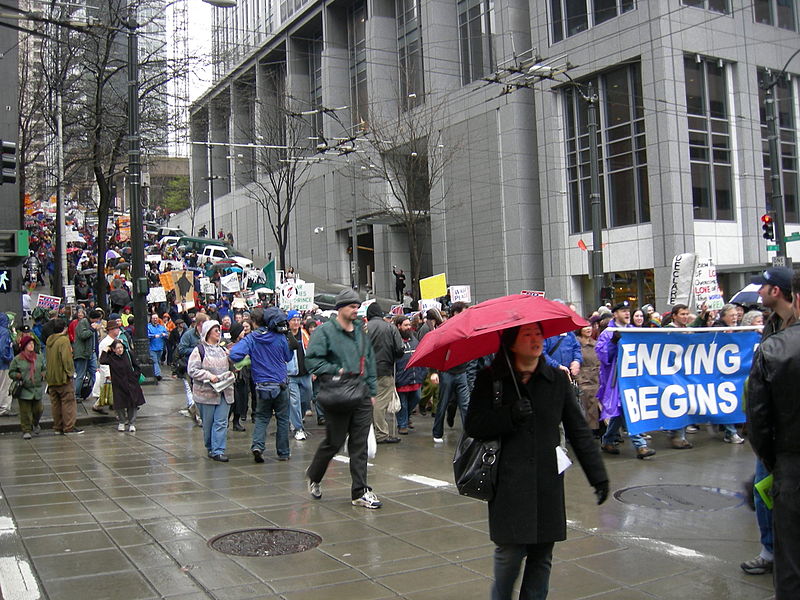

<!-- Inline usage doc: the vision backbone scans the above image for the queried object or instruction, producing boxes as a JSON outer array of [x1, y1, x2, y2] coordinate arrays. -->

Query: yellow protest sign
[[159, 272, 175, 291], [419, 273, 447, 300]]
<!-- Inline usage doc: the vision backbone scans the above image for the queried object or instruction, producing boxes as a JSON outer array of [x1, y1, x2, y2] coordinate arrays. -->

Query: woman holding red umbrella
[[465, 322, 608, 600]]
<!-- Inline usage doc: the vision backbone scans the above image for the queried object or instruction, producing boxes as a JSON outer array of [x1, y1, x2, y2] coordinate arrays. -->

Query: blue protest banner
[[616, 330, 759, 435]]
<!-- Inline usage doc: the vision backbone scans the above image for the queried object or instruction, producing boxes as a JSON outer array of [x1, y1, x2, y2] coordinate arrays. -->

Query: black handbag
[[79, 372, 93, 400], [453, 379, 504, 501], [9, 378, 23, 398], [315, 328, 369, 413]]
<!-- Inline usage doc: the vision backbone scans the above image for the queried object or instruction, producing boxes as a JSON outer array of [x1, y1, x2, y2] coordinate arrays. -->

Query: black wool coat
[[465, 360, 608, 545], [99, 350, 146, 411]]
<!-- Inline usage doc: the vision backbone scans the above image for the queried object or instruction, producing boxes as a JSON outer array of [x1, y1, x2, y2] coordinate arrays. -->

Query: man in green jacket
[[45, 319, 82, 435], [305, 288, 380, 508], [72, 309, 101, 399]]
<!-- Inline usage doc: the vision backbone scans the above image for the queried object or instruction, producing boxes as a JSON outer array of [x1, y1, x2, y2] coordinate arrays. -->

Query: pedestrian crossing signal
[[762, 214, 775, 241]]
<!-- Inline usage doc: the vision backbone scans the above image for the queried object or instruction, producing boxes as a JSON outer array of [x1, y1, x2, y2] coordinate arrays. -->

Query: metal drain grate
[[208, 528, 322, 557], [614, 484, 744, 511]]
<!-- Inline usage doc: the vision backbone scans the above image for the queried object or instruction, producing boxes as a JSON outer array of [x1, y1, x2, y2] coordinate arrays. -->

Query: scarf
[[18, 335, 37, 380]]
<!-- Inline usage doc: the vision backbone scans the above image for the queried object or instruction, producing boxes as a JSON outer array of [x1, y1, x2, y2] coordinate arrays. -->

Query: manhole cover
[[614, 484, 744, 511], [208, 528, 321, 557]]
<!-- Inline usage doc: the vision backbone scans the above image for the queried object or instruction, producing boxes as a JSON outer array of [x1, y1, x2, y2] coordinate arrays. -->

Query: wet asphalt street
[[0, 378, 775, 599]]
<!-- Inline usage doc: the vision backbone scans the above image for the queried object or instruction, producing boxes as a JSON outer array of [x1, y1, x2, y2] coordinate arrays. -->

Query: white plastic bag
[[388, 389, 401, 414], [367, 424, 377, 459]]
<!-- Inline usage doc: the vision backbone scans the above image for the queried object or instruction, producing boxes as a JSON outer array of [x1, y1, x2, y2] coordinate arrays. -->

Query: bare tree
[[354, 101, 459, 299], [239, 68, 315, 271]]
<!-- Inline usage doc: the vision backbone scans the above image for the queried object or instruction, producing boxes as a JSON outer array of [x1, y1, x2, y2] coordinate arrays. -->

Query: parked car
[[313, 292, 337, 311]]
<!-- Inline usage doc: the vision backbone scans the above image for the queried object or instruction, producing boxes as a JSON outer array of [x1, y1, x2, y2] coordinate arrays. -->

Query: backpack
[[174, 343, 205, 377]]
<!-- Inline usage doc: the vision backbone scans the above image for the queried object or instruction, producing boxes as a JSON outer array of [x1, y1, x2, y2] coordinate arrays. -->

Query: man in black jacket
[[366, 302, 404, 443], [747, 268, 800, 599]]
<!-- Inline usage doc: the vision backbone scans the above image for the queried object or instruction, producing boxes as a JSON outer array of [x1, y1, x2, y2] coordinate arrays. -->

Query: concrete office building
[[178, 0, 800, 311]]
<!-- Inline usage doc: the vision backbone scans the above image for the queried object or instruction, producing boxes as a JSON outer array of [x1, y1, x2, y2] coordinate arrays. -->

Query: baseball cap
[[287, 310, 301, 320], [751, 267, 793, 292], [611, 300, 631, 313]]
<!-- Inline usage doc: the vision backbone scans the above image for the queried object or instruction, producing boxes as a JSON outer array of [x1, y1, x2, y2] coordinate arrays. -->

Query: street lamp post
[[206, 143, 216, 237], [124, 3, 153, 375]]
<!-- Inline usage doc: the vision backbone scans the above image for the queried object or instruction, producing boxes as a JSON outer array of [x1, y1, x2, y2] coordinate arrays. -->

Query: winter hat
[[286, 310, 301, 320], [366, 302, 384, 320], [334, 288, 361, 309], [229, 321, 244, 342], [18, 335, 35, 350]]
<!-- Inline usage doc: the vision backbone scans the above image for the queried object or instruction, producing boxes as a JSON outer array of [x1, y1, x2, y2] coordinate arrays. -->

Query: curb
[[0, 414, 117, 434]]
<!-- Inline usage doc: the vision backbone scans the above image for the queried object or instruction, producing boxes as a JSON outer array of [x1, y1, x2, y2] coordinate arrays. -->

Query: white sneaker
[[128, 425, 136, 433], [725, 433, 744, 444], [294, 430, 307, 441], [352, 490, 382, 509], [433, 437, 444, 444], [117, 423, 125, 432], [307, 479, 322, 499]]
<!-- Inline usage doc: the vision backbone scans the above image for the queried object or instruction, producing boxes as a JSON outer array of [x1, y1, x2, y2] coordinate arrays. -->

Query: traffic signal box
[[762, 214, 775, 241]]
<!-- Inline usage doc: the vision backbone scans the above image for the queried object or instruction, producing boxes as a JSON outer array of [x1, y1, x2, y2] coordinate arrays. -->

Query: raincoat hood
[[263, 307, 288, 331], [201, 320, 220, 344]]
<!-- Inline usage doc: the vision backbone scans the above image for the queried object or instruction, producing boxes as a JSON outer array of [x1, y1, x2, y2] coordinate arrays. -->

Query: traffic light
[[762, 214, 775, 240], [0, 140, 15, 185]]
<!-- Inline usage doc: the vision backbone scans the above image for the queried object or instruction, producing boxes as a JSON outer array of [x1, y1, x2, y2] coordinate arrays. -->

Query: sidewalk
[[0, 379, 776, 600]]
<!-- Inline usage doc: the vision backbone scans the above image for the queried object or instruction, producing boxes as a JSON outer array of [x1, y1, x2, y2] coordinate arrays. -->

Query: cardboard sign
[[37, 294, 61, 310], [693, 257, 724, 311], [419, 273, 447, 300], [172, 271, 194, 305], [159, 272, 175, 291], [146, 286, 167, 304], [449, 285, 471, 303], [668, 253, 697, 307], [220, 273, 241, 293], [279, 281, 315, 311], [418, 299, 442, 312], [146, 254, 162, 264], [64, 285, 75, 304], [231, 297, 247, 309]]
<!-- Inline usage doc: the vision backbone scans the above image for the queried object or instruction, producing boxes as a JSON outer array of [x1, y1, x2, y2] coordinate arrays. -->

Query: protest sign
[[198, 277, 216, 295], [390, 305, 404, 315], [231, 297, 247, 309], [146, 254, 162, 264], [418, 299, 442, 312], [116, 216, 131, 242], [172, 271, 194, 306], [220, 273, 241, 293], [159, 272, 175, 291], [37, 294, 61, 310], [693, 257, 724, 310], [668, 253, 696, 306], [521, 290, 545, 297], [146, 287, 167, 304], [64, 285, 75, 304], [616, 330, 758, 435], [280, 282, 315, 311], [419, 273, 447, 299], [449, 285, 471, 303]]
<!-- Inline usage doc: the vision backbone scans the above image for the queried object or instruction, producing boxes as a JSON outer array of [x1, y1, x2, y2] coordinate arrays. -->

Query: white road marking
[[0, 557, 41, 600], [333, 455, 374, 467], [400, 474, 451, 488]]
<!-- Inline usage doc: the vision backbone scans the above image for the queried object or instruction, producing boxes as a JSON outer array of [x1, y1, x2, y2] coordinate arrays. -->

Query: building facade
[[177, 0, 800, 311]]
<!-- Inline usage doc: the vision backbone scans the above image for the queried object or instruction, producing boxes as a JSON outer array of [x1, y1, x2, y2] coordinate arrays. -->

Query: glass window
[[349, 3, 368, 125], [398, 0, 424, 107], [758, 68, 799, 224], [684, 56, 734, 221], [563, 63, 649, 233], [552, 0, 635, 42], [754, 0, 796, 30], [457, 0, 494, 85], [682, 0, 729, 14], [308, 35, 323, 142]]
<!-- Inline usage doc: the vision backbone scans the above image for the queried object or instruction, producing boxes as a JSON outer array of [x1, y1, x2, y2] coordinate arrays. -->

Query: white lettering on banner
[[619, 343, 741, 378], [624, 381, 739, 423]]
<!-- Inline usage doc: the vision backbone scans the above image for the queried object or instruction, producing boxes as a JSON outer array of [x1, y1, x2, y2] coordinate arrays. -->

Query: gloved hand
[[511, 397, 532, 422], [611, 331, 621, 343], [594, 480, 609, 505]]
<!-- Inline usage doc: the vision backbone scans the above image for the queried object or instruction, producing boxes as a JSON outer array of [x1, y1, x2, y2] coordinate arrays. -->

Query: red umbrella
[[407, 294, 588, 370]]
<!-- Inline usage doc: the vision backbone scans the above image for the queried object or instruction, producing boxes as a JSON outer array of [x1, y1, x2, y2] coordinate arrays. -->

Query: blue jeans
[[149, 349, 162, 377], [288, 375, 313, 431], [601, 415, 647, 449], [73, 353, 97, 397], [432, 371, 470, 439], [755, 457, 774, 558], [397, 389, 420, 429], [492, 542, 554, 600], [252, 383, 290, 458], [197, 401, 230, 457]]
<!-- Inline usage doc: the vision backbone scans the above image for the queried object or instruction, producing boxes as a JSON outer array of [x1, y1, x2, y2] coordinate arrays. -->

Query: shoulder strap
[[550, 335, 564, 355], [358, 326, 366, 376], [198, 344, 206, 362]]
